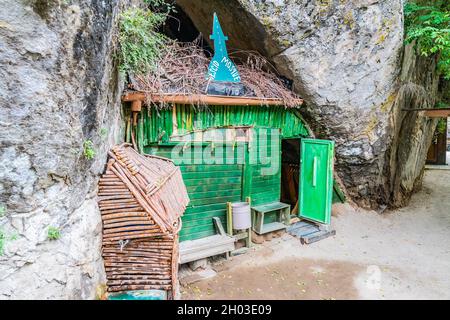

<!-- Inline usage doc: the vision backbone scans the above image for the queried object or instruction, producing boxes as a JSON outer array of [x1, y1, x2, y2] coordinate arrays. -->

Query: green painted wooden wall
[[131, 104, 309, 152], [146, 144, 246, 241], [128, 104, 311, 241]]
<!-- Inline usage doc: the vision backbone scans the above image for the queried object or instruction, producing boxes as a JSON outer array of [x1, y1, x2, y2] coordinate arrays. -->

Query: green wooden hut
[[118, 13, 340, 260], [122, 93, 337, 257]]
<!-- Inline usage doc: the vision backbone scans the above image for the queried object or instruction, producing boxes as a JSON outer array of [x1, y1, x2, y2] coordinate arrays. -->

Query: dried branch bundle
[[98, 143, 189, 298], [133, 39, 301, 108]]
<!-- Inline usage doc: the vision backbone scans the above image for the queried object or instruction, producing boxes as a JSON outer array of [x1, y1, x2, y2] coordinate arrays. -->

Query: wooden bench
[[251, 202, 291, 235], [179, 217, 235, 264]]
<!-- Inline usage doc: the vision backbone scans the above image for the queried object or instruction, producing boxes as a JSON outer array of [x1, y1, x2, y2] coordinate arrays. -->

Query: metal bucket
[[232, 202, 251, 230]]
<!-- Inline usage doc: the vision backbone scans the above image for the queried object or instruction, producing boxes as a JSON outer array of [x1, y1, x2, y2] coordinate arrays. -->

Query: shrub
[[0, 229, 17, 256], [118, 5, 169, 74], [47, 226, 61, 241], [83, 140, 96, 160]]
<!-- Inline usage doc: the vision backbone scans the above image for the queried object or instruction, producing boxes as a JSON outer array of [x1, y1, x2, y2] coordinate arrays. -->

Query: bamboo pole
[[122, 92, 304, 106]]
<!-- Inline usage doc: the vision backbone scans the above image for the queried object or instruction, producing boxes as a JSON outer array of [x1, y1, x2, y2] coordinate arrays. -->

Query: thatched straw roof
[[128, 40, 302, 108]]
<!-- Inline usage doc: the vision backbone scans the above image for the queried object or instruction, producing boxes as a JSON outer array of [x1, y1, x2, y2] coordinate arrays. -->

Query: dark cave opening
[[162, 4, 212, 56], [161, 3, 294, 90]]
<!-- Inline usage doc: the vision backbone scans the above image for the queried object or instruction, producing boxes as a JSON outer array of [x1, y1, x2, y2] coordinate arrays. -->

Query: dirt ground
[[181, 169, 450, 300]]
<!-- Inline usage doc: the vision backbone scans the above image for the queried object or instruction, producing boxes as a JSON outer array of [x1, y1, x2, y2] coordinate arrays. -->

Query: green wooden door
[[299, 139, 334, 224]]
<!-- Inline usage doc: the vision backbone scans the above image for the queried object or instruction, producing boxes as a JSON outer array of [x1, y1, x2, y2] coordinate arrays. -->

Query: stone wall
[[0, 0, 136, 299]]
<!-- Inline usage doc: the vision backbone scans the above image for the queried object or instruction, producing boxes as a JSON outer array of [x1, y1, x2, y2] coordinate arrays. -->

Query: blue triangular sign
[[206, 13, 241, 83]]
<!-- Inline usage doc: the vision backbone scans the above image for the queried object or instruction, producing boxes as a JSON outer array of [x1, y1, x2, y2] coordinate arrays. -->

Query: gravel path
[[181, 170, 450, 300]]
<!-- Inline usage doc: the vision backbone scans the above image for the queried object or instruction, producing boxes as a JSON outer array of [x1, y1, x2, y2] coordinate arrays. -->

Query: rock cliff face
[[0, 0, 134, 299], [385, 44, 441, 207], [176, 0, 441, 208]]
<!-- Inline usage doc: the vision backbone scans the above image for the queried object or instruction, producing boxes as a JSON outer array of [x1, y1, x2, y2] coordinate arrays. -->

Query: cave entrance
[[426, 117, 450, 166], [281, 139, 300, 216], [163, 4, 211, 54], [280, 138, 335, 225]]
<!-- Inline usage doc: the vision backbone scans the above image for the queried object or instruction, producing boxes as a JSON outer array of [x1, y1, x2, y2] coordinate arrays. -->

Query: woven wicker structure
[[98, 143, 189, 298]]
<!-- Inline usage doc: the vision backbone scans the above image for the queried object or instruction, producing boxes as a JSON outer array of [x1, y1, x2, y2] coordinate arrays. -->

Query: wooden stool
[[251, 202, 291, 235]]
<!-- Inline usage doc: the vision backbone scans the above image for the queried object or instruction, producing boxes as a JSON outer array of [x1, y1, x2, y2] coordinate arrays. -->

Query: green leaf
[[404, 1, 450, 79]]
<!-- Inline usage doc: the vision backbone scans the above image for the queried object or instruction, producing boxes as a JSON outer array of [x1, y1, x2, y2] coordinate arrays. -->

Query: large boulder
[[176, 0, 440, 208], [386, 44, 441, 208]]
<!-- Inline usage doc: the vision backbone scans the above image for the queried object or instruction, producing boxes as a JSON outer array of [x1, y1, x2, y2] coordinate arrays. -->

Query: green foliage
[[0, 229, 17, 256], [0, 205, 5, 218], [99, 127, 108, 140], [435, 101, 449, 109], [83, 140, 96, 160], [404, 1, 450, 79], [47, 226, 61, 241], [143, 0, 175, 13], [437, 118, 447, 134], [118, 1, 174, 74], [0, 230, 6, 256]]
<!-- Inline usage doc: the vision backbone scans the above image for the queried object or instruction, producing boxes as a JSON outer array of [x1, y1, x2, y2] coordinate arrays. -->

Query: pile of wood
[[98, 143, 189, 298]]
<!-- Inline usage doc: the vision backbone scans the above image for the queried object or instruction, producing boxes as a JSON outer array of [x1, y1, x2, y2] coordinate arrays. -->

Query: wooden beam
[[424, 109, 450, 118], [402, 108, 450, 118], [131, 100, 142, 112], [122, 91, 304, 107]]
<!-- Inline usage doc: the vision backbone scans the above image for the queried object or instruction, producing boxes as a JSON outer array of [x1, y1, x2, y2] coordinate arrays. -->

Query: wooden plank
[[187, 189, 241, 200], [252, 201, 290, 213], [286, 221, 312, 232], [183, 209, 226, 220], [182, 170, 242, 179], [401, 108, 450, 117], [290, 225, 320, 238], [250, 184, 280, 195], [163, 157, 243, 165], [212, 217, 227, 236], [179, 235, 235, 264], [180, 235, 234, 251], [301, 230, 336, 244], [186, 183, 242, 194], [242, 144, 253, 201], [250, 194, 280, 206], [182, 216, 226, 229], [424, 109, 450, 117], [122, 92, 304, 107], [184, 203, 229, 214], [180, 243, 234, 264], [179, 230, 216, 242], [180, 222, 230, 235], [183, 176, 241, 186], [180, 164, 242, 172], [226, 202, 233, 236], [189, 195, 241, 207]]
